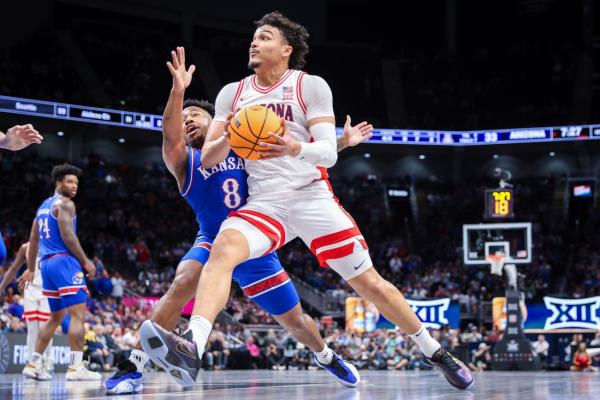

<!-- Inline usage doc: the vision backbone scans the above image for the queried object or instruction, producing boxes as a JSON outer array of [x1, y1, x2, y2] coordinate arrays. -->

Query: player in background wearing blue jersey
[[21, 164, 102, 381], [0, 124, 43, 267], [104, 47, 372, 394]]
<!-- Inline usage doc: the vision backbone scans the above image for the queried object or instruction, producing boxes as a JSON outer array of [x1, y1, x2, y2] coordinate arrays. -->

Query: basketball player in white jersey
[[141, 11, 473, 389], [0, 242, 54, 379]]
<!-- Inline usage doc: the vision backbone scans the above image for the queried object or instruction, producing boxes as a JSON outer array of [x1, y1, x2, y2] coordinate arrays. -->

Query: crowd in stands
[[1, 150, 599, 372], [1, 4, 593, 130]]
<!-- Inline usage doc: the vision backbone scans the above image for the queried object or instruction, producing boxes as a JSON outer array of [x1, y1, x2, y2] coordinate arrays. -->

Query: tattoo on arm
[[57, 199, 88, 265]]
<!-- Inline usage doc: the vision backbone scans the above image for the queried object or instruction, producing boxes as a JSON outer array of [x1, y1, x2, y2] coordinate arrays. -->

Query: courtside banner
[[492, 296, 600, 330], [345, 297, 459, 331], [0, 333, 70, 373]]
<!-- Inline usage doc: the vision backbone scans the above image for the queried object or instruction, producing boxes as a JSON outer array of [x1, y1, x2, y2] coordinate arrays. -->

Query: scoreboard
[[485, 188, 514, 219]]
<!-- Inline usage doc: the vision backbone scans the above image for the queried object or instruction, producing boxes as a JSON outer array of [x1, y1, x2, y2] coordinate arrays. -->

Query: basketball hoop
[[487, 254, 506, 276]]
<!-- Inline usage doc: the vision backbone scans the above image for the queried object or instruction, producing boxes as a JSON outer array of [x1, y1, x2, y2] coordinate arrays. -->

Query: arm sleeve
[[301, 74, 335, 121], [293, 74, 337, 167], [213, 82, 241, 122], [295, 122, 338, 167]]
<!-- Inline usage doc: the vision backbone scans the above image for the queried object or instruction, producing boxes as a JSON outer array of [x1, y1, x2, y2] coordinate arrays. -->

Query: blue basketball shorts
[[182, 235, 299, 315], [41, 253, 88, 312]]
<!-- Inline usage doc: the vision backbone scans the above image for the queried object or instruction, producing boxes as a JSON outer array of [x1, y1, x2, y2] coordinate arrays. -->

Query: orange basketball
[[227, 105, 284, 160]]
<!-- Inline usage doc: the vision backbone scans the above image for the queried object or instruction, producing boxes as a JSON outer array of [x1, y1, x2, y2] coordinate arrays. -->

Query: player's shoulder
[[55, 196, 75, 210], [299, 72, 329, 84], [299, 73, 331, 91]]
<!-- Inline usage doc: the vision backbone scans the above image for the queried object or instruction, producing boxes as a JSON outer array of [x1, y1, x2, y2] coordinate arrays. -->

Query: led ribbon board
[[3, 94, 600, 145]]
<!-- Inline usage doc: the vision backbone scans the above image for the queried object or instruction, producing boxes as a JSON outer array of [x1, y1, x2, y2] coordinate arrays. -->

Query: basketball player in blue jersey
[[0, 123, 43, 267], [20, 164, 102, 381], [104, 47, 372, 394]]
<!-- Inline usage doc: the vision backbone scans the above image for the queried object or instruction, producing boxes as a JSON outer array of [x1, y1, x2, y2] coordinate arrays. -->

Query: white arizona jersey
[[214, 69, 335, 196]]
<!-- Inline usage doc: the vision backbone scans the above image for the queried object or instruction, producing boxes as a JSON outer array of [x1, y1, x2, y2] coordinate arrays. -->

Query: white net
[[487, 253, 506, 276]]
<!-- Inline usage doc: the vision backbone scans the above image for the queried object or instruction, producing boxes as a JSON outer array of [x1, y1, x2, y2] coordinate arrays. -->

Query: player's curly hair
[[183, 99, 215, 117], [255, 11, 309, 70], [51, 164, 82, 183]]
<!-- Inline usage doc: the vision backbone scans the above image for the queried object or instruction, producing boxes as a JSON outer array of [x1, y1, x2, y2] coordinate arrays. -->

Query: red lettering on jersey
[[259, 103, 295, 122]]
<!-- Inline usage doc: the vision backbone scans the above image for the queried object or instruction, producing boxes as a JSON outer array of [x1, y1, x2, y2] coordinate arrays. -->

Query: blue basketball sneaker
[[104, 360, 143, 395], [314, 352, 360, 388]]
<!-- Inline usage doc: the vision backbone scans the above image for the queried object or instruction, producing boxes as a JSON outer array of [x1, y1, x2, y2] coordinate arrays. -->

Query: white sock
[[26, 321, 39, 363], [129, 349, 149, 372], [189, 315, 212, 358], [30, 352, 43, 366], [314, 344, 333, 365], [408, 325, 441, 358], [69, 351, 83, 367]]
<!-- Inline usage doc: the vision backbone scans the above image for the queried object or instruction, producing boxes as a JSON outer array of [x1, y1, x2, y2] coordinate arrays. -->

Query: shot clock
[[485, 188, 514, 219]]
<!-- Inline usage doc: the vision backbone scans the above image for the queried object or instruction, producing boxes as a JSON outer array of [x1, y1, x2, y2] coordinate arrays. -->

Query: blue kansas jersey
[[180, 147, 248, 237], [179, 147, 300, 316], [36, 194, 77, 259]]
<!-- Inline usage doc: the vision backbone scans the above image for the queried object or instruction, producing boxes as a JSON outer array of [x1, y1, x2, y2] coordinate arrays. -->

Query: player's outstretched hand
[[342, 115, 373, 148], [257, 118, 301, 159], [17, 270, 33, 291], [0, 124, 43, 151], [166, 46, 196, 94]]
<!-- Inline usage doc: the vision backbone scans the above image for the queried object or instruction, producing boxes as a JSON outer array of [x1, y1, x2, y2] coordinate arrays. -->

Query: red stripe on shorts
[[42, 290, 60, 298], [242, 271, 289, 298], [310, 227, 361, 255], [229, 211, 282, 256], [237, 209, 286, 246], [315, 242, 356, 267], [194, 242, 212, 250]]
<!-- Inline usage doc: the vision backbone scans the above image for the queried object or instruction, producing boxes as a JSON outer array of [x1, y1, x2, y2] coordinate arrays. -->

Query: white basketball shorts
[[23, 285, 51, 322], [220, 179, 373, 281]]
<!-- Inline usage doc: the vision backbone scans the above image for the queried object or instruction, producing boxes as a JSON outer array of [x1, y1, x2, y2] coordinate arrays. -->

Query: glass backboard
[[462, 222, 532, 265]]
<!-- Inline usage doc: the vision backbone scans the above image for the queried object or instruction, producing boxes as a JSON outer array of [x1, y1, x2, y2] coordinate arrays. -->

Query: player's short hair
[[51, 164, 82, 184], [183, 99, 215, 117], [255, 11, 309, 70]]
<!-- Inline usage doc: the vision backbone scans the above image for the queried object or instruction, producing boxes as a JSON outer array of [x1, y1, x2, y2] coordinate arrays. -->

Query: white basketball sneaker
[[65, 364, 102, 381], [22, 362, 52, 380], [37, 367, 53, 380]]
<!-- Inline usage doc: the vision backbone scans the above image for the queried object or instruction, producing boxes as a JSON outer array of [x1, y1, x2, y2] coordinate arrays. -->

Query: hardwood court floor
[[3, 369, 598, 399]]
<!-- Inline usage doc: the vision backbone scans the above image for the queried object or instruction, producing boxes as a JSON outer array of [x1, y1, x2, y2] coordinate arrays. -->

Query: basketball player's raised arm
[[56, 199, 88, 267], [162, 47, 195, 181], [337, 115, 374, 152], [201, 82, 238, 168], [0, 243, 27, 293], [0, 124, 43, 151]]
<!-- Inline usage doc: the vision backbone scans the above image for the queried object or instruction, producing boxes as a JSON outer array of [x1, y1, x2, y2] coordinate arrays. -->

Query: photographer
[[265, 342, 285, 370]]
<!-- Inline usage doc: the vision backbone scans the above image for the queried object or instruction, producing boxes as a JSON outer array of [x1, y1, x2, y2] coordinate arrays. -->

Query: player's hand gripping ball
[[227, 105, 284, 160]]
